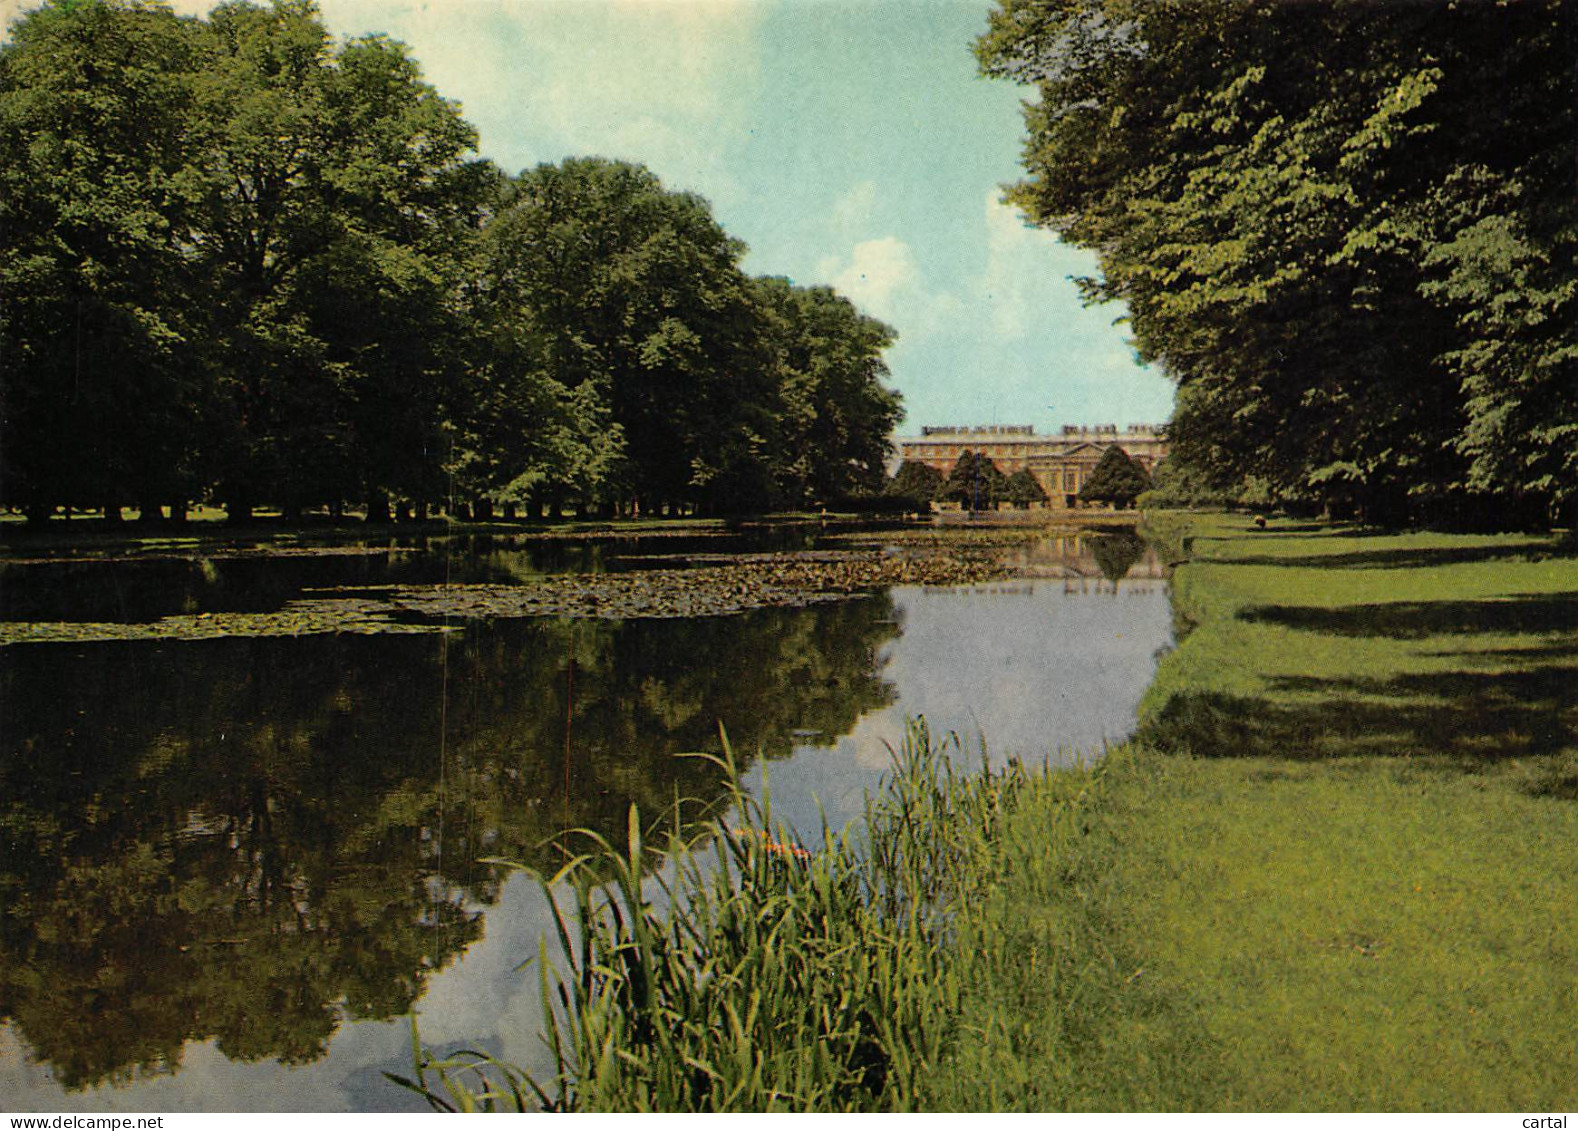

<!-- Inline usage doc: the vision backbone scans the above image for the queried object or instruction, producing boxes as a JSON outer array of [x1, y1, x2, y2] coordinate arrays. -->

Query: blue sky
[[7, 0, 1177, 433]]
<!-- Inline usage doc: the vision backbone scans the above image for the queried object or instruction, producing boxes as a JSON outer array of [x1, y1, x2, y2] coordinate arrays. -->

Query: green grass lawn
[[936, 514, 1578, 1111]]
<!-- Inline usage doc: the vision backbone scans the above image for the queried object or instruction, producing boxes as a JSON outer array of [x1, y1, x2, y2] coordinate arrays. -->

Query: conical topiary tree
[[1005, 468, 1049, 508], [939, 450, 1008, 509], [1079, 446, 1153, 509], [886, 460, 944, 506]]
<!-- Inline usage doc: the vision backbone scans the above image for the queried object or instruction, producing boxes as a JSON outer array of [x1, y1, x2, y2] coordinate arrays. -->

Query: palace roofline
[[907, 423, 1167, 438]]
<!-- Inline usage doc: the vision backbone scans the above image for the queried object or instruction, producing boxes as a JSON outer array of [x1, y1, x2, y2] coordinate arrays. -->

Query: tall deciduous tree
[[0, 0, 208, 521], [190, 0, 489, 519], [480, 159, 780, 515], [979, 0, 1577, 528], [751, 276, 902, 507]]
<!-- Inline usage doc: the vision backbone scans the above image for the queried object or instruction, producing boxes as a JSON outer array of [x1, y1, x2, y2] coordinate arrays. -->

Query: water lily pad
[[1, 531, 1018, 643], [0, 598, 457, 645]]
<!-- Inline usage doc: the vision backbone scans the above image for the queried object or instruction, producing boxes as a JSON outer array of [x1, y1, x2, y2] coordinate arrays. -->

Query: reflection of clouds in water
[[0, 875, 571, 1112], [885, 582, 1172, 754], [0, 1018, 390, 1113], [747, 579, 1174, 840], [397, 874, 565, 1080]]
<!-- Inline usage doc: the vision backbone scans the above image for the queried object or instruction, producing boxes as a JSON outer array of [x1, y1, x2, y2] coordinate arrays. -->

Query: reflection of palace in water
[[894, 424, 1168, 506], [915, 531, 1168, 595], [1007, 531, 1169, 589]]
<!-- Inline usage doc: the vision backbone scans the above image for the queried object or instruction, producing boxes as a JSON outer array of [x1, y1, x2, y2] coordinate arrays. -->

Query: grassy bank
[[943, 514, 1578, 1109]]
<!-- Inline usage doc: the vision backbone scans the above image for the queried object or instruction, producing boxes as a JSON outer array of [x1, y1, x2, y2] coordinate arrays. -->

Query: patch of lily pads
[[0, 598, 454, 645], [0, 551, 1011, 644], [374, 553, 1008, 621]]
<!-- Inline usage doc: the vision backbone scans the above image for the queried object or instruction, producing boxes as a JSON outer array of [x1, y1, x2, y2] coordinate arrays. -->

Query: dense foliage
[[979, 0, 1577, 529], [938, 449, 1009, 509], [1078, 445, 1150, 508], [885, 459, 944, 506], [1004, 466, 1049, 508], [0, 0, 901, 523]]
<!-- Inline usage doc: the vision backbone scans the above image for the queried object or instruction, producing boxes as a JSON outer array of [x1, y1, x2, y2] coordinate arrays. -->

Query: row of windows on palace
[[894, 424, 1168, 505]]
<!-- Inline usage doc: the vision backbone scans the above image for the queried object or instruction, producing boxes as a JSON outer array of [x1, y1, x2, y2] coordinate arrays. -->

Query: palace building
[[894, 423, 1168, 506]]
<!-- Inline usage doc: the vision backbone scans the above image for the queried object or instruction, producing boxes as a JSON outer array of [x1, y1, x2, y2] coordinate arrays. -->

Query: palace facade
[[894, 423, 1168, 506]]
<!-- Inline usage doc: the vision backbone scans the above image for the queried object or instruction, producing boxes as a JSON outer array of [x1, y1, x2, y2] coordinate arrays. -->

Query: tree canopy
[[886, 459, 945, 505], [979, 0, 1577, 528], [1004, 467, 1049, 508], [1079, 446, 1151, 509], [1, 0, 902, 523], [939, 450, 1009, 509], [751, 276, 902, 507]]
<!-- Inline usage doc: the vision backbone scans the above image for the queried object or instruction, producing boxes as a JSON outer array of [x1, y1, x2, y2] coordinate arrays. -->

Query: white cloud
[[979, 189, 1069, 339], [315, 0, 766, 185], [829, 179, 879, 240], [477, 0, 767, 201], [819, 236, 920, 325]]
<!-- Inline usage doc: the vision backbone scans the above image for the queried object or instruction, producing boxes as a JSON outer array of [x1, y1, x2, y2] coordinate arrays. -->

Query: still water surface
[[0, 526, 1170, 1110]]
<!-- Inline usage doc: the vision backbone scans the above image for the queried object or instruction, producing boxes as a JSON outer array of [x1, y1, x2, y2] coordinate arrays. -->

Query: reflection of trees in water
[[0, 596, 897, 1089], [1090, 532, 1148, 583]]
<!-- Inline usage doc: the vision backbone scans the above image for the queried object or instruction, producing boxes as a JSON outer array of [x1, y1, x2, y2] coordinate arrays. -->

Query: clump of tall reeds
[[389, 720, 1031, 1112]]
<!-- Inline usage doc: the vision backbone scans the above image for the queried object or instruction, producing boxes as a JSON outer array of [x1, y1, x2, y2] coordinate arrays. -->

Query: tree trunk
[[139, 502, 164, 524], [169, 501, 188, 525], [365, 494, 391, 524], [102, 503, 123, 523]]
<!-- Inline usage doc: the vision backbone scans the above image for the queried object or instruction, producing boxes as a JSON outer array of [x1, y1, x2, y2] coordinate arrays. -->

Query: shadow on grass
[[1220, 543, 1577, 571], [1240, 593, 1578, 638], [1426, 641, 1578, 661], [1139, 659, 1577, 764]]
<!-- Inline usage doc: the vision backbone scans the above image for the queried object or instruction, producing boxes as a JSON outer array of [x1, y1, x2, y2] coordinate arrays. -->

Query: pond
[[0, 523, 1171, 1111]]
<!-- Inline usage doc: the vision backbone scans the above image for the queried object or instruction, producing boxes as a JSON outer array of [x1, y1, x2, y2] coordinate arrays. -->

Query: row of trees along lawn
[[0, 0, 902, 525], [978, 0, 1577, 530]]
